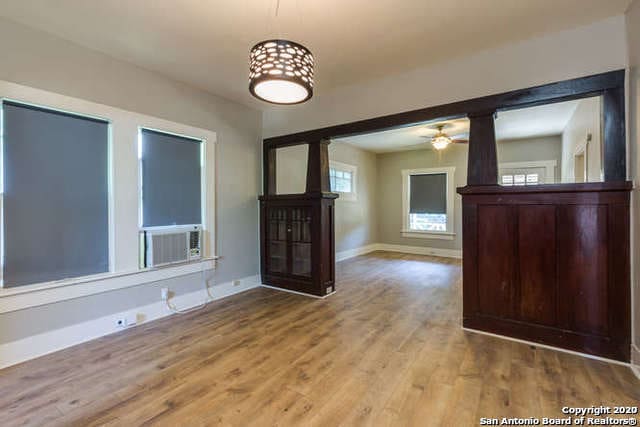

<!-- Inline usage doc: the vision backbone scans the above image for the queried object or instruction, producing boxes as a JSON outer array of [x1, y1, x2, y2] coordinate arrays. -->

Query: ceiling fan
[[420, 123, 469, 150]]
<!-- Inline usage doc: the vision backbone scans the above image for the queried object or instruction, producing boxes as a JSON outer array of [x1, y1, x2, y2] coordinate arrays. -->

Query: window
[[501, 173, 539, 186], [499, 160, 556, 186], [139, 128, 203, 228], [329, 161, 357, 201], [401, 167, 455, 240], [1, 101, 110, 287]]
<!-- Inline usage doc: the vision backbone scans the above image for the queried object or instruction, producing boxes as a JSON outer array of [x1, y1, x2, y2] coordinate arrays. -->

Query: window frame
[[0, 98, 114, 288], [401, 166, 456, 240], [329, 160, 357, 202]]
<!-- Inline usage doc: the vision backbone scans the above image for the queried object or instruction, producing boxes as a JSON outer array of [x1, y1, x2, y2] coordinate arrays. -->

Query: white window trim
[[0, 79, 217, 306], [499, 160, 557, 184], [401, 166, 456, 240], [0, 258, 217, 314], [330, 160, 357, 202]]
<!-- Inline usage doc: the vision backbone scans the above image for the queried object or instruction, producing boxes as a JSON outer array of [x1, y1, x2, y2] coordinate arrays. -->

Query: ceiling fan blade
[[452, 139, 469, 144]]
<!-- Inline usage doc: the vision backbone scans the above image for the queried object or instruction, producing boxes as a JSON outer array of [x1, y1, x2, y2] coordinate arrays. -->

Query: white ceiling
[[335, 100, 580, 153], [0, 1, 631, 109]]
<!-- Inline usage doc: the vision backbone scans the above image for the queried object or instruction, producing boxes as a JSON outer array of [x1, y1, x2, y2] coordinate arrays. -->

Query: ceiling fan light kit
[[431, 132, 452, 150], [249, 39, 314, 104], [415, 122, 470, 150]]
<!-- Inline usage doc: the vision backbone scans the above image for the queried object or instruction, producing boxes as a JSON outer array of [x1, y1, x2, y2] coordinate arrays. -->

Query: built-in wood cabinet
[[260, 139, 337, 297], [260, 194, 337, 297]]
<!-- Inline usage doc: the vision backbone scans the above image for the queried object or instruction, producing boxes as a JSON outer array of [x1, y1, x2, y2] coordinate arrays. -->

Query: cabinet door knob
[[287, 228, 292, 232]]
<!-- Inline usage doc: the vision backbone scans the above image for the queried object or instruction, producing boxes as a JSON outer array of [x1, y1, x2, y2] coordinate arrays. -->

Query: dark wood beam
[[263, 70, 624, 147]]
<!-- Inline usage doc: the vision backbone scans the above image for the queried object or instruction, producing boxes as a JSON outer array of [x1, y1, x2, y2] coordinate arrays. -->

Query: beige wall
[[376, 145, 468, 251], [276, 145, 308, 195], [561, 97, 603, 182], [264, 16, 627, 138], [497, 136, 563, 182], [329, 143, 378, 253], [625, 0, 640, 369], [0, 19, 262, 344]]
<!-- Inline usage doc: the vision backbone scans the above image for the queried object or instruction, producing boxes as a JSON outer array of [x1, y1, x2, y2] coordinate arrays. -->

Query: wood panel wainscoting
[[458, 182, 632, 361]]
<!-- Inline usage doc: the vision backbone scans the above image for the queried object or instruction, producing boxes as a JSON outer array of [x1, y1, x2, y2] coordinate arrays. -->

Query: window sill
[[401, 230, 456, 240], [335, 192, 357, 202], [0, 257, 218, 314]]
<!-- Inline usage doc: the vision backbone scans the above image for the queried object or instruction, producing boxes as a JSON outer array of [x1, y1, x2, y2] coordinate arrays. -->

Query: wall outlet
[[233, 280, 241, 287], [116, 313, 137, 328], [161, 287, 169, 300]]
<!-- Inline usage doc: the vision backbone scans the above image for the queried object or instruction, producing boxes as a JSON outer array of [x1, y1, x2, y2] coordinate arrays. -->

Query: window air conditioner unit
[[145, 226, 202, 268]]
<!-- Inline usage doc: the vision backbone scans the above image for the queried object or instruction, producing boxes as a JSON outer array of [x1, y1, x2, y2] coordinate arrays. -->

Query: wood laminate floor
[[1, 251, 638, 426]]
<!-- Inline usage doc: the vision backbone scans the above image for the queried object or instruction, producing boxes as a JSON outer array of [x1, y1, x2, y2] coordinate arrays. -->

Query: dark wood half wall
[[458, 183, 631, 361]]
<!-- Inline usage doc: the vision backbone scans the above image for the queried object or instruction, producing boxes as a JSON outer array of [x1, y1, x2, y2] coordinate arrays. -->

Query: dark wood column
[[263, 146, 277, 195], [467, 111, 498, 186], [306, 139, 331, 194], [603, 86, 627, 181]]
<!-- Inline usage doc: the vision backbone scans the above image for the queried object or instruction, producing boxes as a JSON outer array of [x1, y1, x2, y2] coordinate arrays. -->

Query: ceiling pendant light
[[249, 39, 314, 104]]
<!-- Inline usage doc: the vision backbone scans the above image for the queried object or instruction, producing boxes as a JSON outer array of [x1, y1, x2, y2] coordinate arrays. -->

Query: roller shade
[[141, 129, 202, 227], [409, 173, 446, 214], [3, 101, 109, 287]]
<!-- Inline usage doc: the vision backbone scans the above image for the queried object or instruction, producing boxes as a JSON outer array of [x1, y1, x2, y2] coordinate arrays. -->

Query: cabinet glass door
[[291, 207, 312, 277], [267, 207, 288, 274]]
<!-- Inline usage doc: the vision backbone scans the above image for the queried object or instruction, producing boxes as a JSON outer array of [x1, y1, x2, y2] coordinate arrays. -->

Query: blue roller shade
[[3, 101, 109, 287], [409, 173, 447, 214], [141, 128, 202, 228]]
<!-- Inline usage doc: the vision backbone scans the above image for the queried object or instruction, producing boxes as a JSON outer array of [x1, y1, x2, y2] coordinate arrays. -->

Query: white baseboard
[[376, 243, 462, 259], [336, 244, 380, 261], [260, 284, 336, 299], [632, 344, 640, 380], [0, 275, 260, 369], [336, 243, 462, 262]]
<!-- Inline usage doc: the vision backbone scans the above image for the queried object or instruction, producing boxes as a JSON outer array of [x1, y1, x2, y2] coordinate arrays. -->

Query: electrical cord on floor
[[163, 263, 217, 314]]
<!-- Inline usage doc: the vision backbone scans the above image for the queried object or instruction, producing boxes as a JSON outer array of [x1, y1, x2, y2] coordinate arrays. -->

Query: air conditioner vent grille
[[152, 233, 188, 266], [146, 229, 201, 268], [189, 231, 200, 250]]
